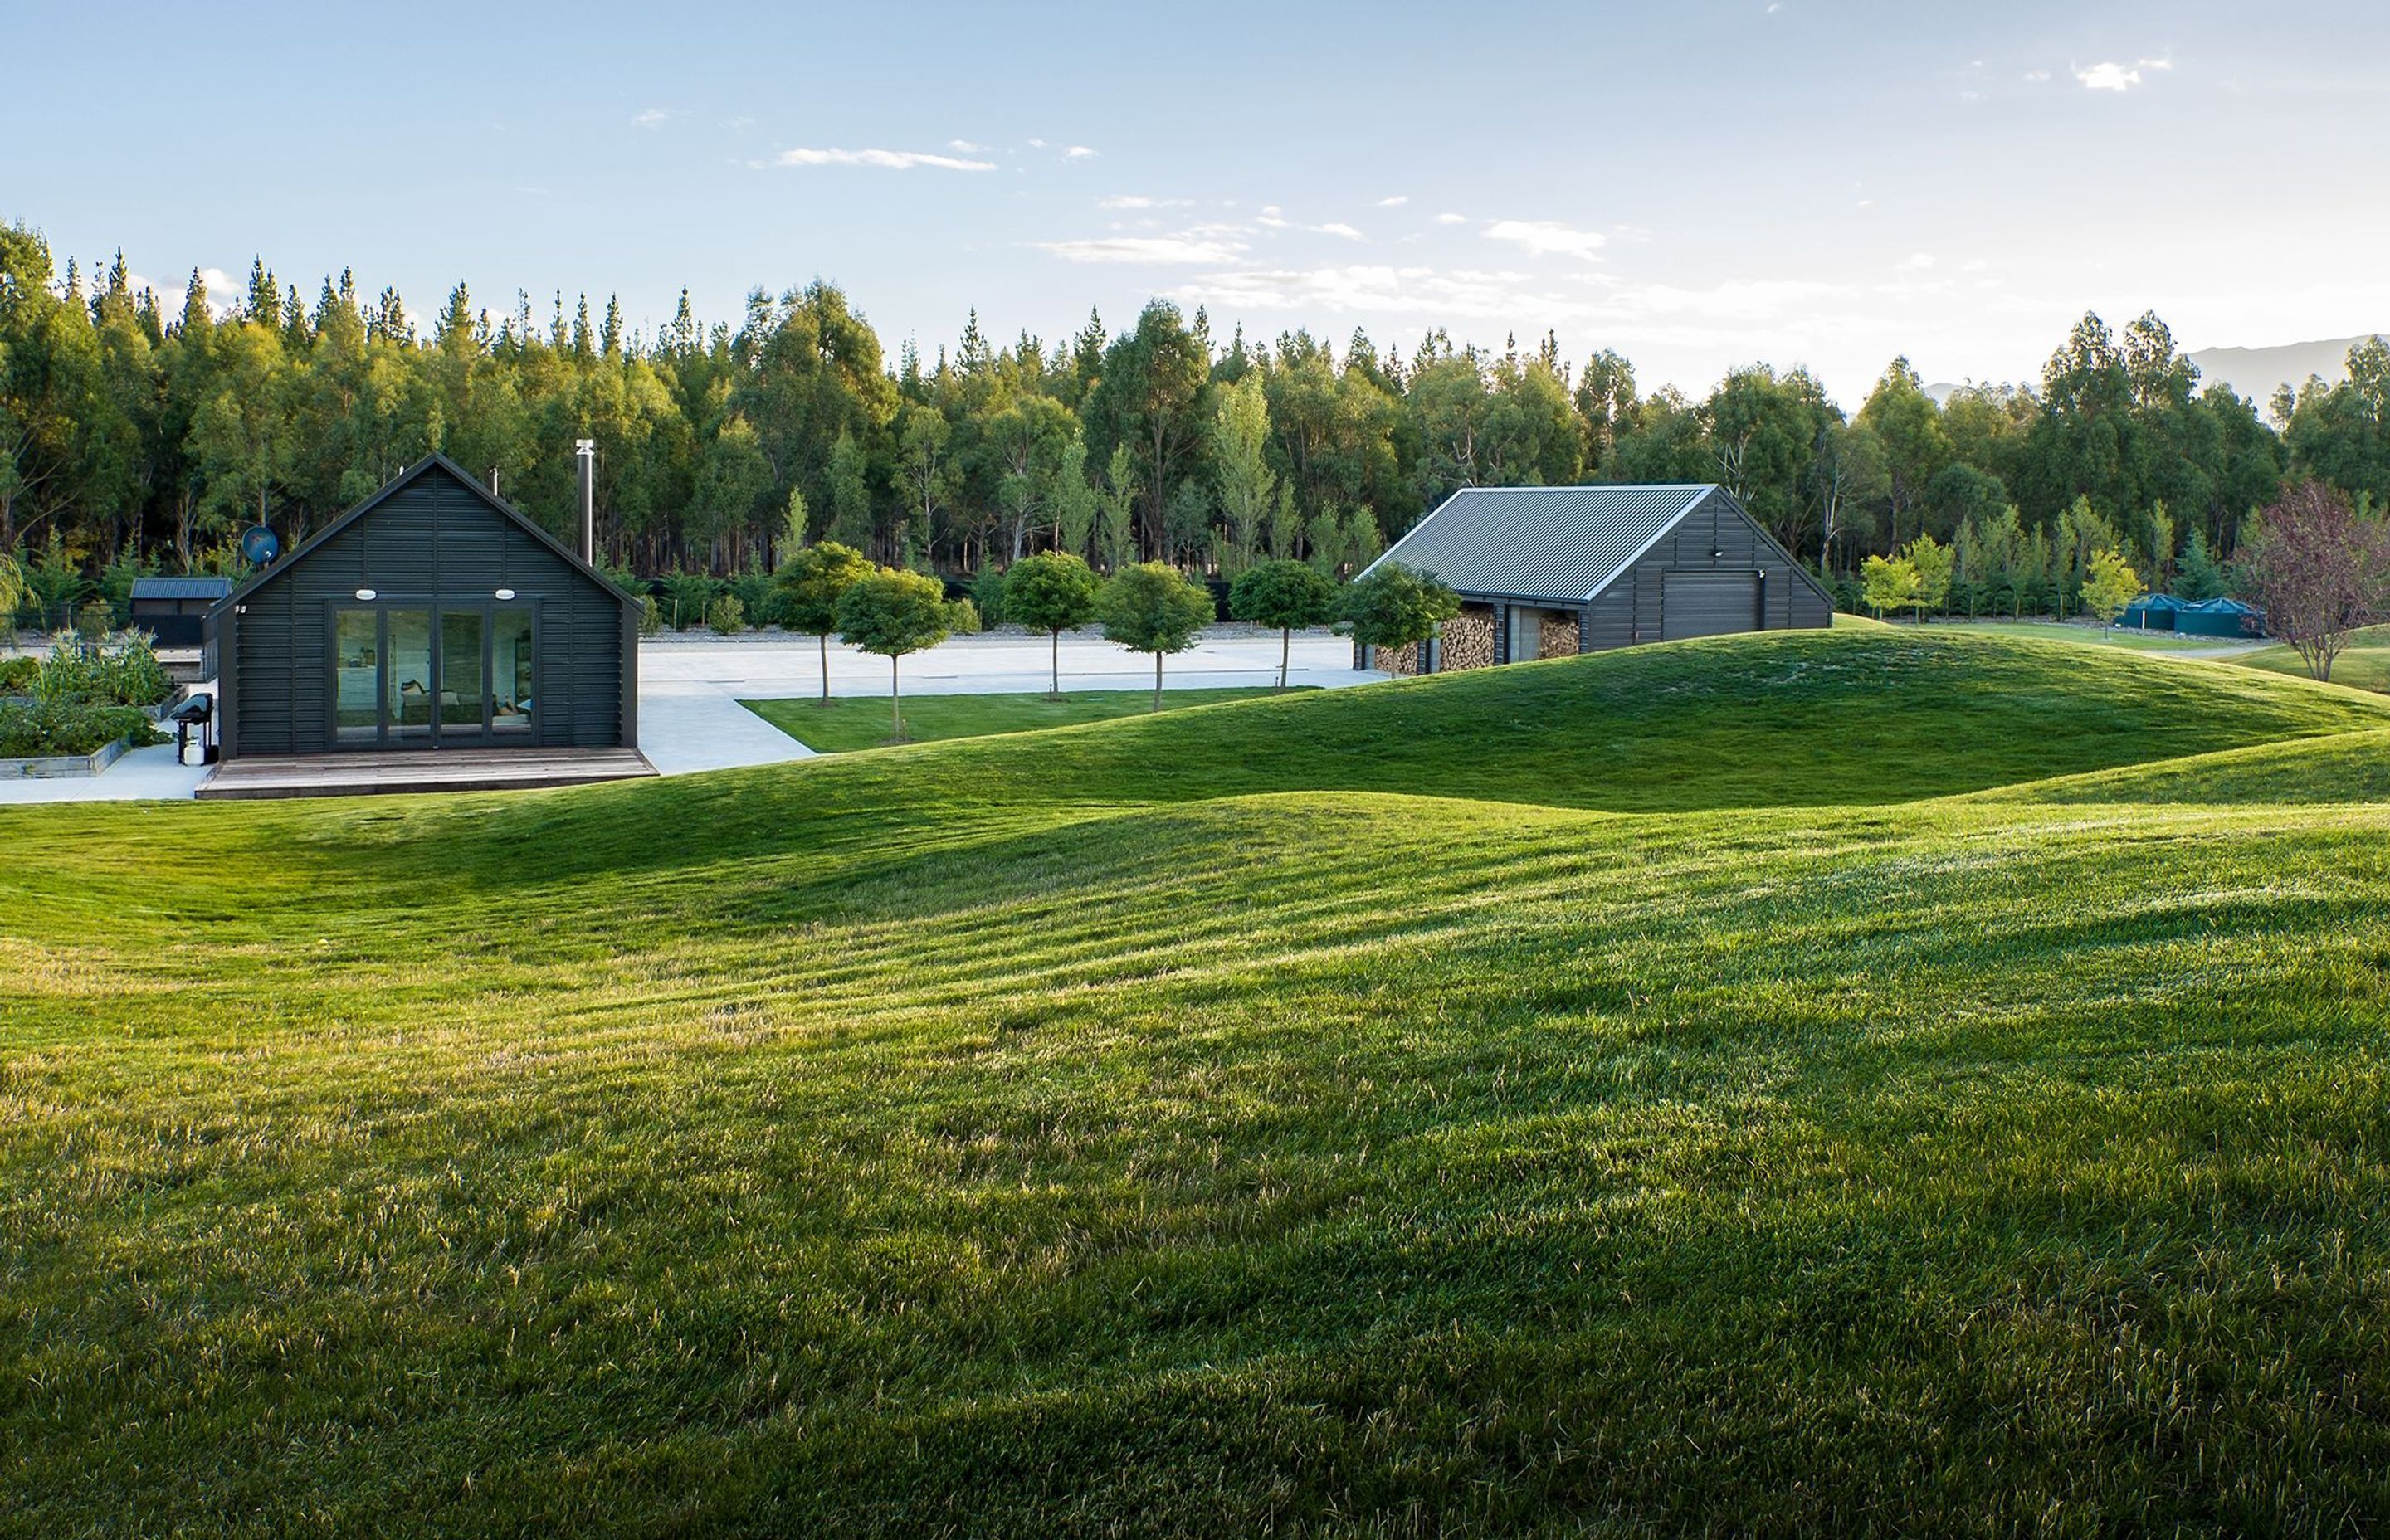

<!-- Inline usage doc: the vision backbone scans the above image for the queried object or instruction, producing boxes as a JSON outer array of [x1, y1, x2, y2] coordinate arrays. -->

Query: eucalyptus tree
[[1084, 300, 1208, 561]]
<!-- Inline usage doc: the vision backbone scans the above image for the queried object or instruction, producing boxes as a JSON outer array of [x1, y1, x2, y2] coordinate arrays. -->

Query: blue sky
[[9, 0, 2386, 402]]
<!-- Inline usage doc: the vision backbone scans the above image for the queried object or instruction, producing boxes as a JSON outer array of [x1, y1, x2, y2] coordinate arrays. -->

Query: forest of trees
[[7, 218, 2390, 620]]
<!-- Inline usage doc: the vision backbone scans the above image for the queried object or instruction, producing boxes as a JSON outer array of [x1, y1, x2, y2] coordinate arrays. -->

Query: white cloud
[[1167, 263, 1855, 339], [132, 269, 237, 314], [1378, 195, 1408, 207], [1896, 252, 1936, 271], [1433, 212, 1467, 225], [1036, 234, 1251, 265], [2076, 57, 2171, 92], [1315, 222, 1365, 241], [1483, 218, 1607, 260], [2023, 69, 2052, 82], [1962, 257, 1989, 273], [632, 108, 670, 128], [1064, 144, 1098, 158], [1027, 138, 1048, 148], [763, 146, 997, 171], [948, 138, 988, 152], [1097, 194, 1191, 210]]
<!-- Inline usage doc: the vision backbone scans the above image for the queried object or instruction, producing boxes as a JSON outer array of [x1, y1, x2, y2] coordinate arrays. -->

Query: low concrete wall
[[0, 735, 134, 779]]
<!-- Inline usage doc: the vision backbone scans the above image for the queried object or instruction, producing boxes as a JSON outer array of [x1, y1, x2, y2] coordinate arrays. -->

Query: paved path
[[637, 672, 818, 776], [0, 742, 209, 805]]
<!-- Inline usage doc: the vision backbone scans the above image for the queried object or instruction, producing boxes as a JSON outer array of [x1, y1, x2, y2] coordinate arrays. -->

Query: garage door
[[1661, 571, 1760, 641]]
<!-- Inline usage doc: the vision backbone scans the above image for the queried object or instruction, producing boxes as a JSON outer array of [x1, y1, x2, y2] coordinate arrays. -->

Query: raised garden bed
[[0, 734, 135, 779]]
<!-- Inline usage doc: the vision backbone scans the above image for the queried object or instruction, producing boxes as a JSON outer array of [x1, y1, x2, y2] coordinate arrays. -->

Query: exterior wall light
[[495, 588, 516, 600], [354, 587, 378, 600]]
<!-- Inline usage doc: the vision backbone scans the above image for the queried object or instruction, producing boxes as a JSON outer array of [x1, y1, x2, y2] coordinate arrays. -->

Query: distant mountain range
[[1927, 334, 2384, 408], [2186, 337, 2383, 405]]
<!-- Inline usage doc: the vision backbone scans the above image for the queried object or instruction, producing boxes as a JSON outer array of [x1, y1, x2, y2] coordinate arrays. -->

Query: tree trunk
[[890, 654, 904, 740], [1049, 628, 1061, 699], [1152, 649, 1163, 713], [819, 631, 832, 706], [1279, 626, 1291, 690]]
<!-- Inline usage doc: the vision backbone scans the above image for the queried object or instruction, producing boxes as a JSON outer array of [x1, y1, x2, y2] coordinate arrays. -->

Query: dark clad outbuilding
[[1354, 484, 1834, 673]]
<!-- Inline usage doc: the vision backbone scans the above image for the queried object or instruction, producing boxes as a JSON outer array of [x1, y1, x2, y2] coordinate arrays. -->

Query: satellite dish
[[240, 524, 280, 565]]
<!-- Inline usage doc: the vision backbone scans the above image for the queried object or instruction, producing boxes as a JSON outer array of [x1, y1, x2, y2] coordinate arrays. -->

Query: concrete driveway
[[641, 625, 1371, 699]]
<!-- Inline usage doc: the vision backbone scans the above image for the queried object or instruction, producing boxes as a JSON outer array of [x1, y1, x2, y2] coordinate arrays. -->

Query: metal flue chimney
[[574, 438, 596, 563]]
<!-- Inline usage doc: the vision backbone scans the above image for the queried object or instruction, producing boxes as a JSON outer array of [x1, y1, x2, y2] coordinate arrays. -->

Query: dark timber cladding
[[212, 454, 640, 760], [1354, 484, 1833, 670]]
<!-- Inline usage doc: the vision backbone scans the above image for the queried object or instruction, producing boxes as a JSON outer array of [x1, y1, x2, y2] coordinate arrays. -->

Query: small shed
[[1353, 484, 1833, 674], [210, 454, 640, 762], [129, 575, 232, 650], [2174, 597, 2265, 639]]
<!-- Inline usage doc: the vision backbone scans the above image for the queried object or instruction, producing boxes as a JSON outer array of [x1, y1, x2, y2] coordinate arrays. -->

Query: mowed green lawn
[[744, 687, 1296, 753], [2231, 622, 2390, 694], [7, 631, 2390, 1536]]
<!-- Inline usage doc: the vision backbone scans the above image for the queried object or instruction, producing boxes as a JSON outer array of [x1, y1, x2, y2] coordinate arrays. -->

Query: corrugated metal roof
[[130, 576, 236, 600], [1361, 485, 1714, 603]]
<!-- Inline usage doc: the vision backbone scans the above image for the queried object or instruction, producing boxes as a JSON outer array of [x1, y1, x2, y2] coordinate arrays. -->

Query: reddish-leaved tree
[[2235, 480, 2390, 680]]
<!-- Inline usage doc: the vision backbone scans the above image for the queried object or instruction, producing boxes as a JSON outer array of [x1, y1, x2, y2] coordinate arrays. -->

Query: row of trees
[[8, 219, 2390, 601], [780, 541, 1452, 736]]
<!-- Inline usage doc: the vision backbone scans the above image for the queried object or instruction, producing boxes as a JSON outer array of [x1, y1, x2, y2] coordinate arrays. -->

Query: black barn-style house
[[211, 455, 640, 762]]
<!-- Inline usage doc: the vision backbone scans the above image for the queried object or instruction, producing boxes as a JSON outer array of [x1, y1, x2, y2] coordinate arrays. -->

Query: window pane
[[490, 611, 534, 735], [440, 611, 485, 729], [334, 610, 379, 744], [386, 610, 433, 741]]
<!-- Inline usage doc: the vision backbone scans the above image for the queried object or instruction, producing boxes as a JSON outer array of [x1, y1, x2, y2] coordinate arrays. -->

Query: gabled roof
[[213, 452, 636, 613], [131, 575, 235, 601], [1360, 485, 1719, 604]]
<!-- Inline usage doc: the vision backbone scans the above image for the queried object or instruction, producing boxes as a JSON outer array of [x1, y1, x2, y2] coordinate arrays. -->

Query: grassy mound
[[471, 631, 2390, 875], [1983, 725, 2390, 805], [6, 628, 2390, 1534]]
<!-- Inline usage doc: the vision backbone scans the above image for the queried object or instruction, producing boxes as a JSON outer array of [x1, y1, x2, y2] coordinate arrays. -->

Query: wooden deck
[[196, 747, 656, 801]]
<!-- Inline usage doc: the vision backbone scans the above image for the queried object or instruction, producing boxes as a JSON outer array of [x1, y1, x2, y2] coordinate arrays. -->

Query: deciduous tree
[[2232, 480, 2390, 680], [1228, 558, 1338, 689], [777, 540, 873, 704], [836, 565, 950, 739], [2081, 547, 2143, 631], [1097, 561, 1215, 710], [1339, 562, 1460, 658], [1860, 553, 1919, 619], [1002, 550, 1100, 698]]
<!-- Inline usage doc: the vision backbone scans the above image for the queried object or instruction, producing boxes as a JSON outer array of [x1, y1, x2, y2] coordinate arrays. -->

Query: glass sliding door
[[439, 611, 486, 738], [490, 610, 534, 737], [329, 601, 536, 749], [385, 609, 434, 743], [334, 610, 380, 745]]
